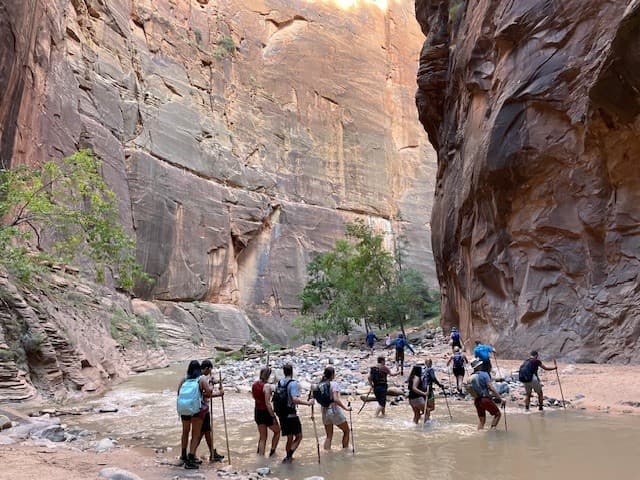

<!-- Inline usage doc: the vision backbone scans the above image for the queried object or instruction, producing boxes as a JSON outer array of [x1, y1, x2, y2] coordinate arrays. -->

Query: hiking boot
[[538, 405, 544, 411], [525, 406, 529, 412], [210, 449, 225, 462], [184, 454, 199, 470], [269, 448, 277, 457]]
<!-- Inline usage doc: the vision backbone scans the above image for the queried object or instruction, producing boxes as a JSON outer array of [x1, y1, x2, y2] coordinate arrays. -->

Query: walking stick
[[502, 399, 508, 432], [442, 387, 453, 421], [554, 360, 566, 410], [348, 401, 355, 455], [219, 372, 231, 464], [357, 386, 373, 415], [493, 353, 503, 379], [310, 403, 321, 464]]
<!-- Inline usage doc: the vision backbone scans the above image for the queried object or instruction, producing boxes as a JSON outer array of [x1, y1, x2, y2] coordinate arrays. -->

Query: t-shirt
[[473, 344, 494, 361], [528, 358, 542, 378], [252, 380, 268, 410], [372, 365, 391, 386], [470, 371, 492, 397], [366, 332, 377, 345], [324, 380, 341, 413]]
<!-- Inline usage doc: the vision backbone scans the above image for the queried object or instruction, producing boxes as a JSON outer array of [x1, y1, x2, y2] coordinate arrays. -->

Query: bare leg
[[490, 411, 501, 429], [289, 433, 303, 457], [525, 391, 532, 410], [537, 390, 544, 409], [477, 415, 486, 430], [189, 418, 203, 456], [268, 422, 280, 455], [257, 424, 268, 455], [336, 421, 349, 448], [323, 423, 333, 450], [181, 420, 190, 459], [411, 405, 421, 424]]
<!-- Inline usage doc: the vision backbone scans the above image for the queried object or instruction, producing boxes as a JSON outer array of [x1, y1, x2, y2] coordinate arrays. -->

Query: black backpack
[[518, 359, 536, 383], [453, 353, 465, 369], [272, 379, 293, 416], [370, 366, 384, 386], [313, 380, 333, 408]]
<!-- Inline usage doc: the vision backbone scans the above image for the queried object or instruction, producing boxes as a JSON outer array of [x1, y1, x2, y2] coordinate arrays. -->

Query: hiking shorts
[[453, 367, 465, 377], [374, 384, 388, 407], [254, 408, 275, 426], [322, 406, 346, 426], [395, 349, 405, 364], [279, 415, 302, 436], [409, 396, 426, 409], [474, 397, 500, 418], [524, 377, 542, 396]]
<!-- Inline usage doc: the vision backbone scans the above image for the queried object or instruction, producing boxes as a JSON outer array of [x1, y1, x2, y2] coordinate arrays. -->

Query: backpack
[[451, 331, 461, 343], [453, 353, 465, 369], [272, 379, 293, 416], [518, 359, 536, 383], [465, 373, 480, 399], [313, 380, 333, 408], [176, 377, 202, 416]]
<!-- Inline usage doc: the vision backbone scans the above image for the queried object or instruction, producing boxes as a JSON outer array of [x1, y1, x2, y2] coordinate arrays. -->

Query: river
[[69, 363, 639, 480]]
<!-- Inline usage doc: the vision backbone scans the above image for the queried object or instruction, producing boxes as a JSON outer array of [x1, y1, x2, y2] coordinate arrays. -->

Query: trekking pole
[[357, 386, 373, 415], [219, 372, 231, 465], [447, 366, 452, 395], [554, 360, 566, 410], [348, 401, 355, 455], [493, 353, 503, 380], [503, 399, 508, 432], [442, 387, 453, 421], [309, 400, 321, 464]]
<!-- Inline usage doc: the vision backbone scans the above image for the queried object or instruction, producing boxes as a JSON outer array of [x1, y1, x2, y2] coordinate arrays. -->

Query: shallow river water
[[71, 364, 639, 480]]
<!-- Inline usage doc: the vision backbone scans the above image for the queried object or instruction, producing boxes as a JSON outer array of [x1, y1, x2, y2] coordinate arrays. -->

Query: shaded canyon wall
[[416, 0, 640, 363]]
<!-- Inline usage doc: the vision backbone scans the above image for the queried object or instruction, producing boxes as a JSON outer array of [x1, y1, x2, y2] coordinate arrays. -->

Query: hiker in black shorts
[[447, 346, 469, 395], [368, 356, 399, 417], [196, 360, 225, 463], [392, 334, 415, 375]]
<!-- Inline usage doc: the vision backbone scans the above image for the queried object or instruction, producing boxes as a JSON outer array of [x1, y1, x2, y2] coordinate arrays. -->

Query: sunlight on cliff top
[[305, 0, 389, 11]]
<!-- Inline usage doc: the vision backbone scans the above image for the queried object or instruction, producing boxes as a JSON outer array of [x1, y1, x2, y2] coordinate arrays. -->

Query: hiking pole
[[357, 387, 373, 415], [442, 387, 453, 421], [348, 401, 355, 455], [502, 399, 508, 432], [219, 371, 231, 465], [309, 400, 321, 464], [554, 360, 566, 410], [493, 353, 504, 380]]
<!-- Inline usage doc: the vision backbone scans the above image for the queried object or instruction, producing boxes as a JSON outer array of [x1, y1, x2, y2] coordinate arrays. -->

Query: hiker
[[450, 326, 464, 351], [469, 357, 502, 430], [195, 360, 225, 463], [473, 340, 496, 376], [252, 367, 281, 456], [393, 333, 415, 375], [447, 346, 469, 395], [385, 333, 392, 347], [273, 363, 314, 463], [421, 359, 445, 421], [407, 365, 428, 423], [368, 356, 399, 417], [314, 366, 352, 450], [177, 360, 223, 469], [520, 350, 558, 411], [366, 330, 379, 352]]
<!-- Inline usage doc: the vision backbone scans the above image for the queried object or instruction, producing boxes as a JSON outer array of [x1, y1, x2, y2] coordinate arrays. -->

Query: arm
[[487, 381, 502, 399], [331, 385, 352, 411], [264, 384, 277, 418], [446, 356, 452, 367], [429, 370, 444, 389], [410, 376, 427, 397], [200, 376, 214, 398], [540, 362, 557, 371], [291, 382, 314, 407]]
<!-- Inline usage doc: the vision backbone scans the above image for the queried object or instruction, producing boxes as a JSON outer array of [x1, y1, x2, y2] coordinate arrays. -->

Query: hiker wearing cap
[[393, 333, 415, 375], [421, 359, 445, 421], [408, 365, 428, 423], [196, 360, 225, 463], [368, 356, 399, 417], [473, 340, 496, 376], [469, 358, 502, 430], [252, 367, 281, 456], [450, 326, 464, 351], [520, 351, 557, 411], [314, 366, 352, 450], [447, 347, 469, 395]]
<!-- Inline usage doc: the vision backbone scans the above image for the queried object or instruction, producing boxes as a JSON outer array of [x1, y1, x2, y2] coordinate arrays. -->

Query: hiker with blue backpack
[[392, 333, 415, 375], [447, 346, 469, 395], [366, 330, 379, 353], [313, 366, 352, 450], [519, 350, 557, 411], [176, 360, 224, 469], [195, 360, 225, 463], [473, 340, 497, 376], [273, 363, 315, 463], [449, 326, 464, 351]]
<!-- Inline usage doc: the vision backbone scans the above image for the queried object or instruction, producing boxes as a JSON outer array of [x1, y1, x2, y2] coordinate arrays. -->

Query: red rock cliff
[[416, 0, 640, 363]]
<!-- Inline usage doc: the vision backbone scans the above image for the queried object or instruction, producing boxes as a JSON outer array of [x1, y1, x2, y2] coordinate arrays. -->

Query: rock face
[[1, 0, 435, 348], [416, 0, 640, 363]]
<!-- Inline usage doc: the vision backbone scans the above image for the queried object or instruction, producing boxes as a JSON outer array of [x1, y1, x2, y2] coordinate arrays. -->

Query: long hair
[[408, 365, 422, 387], [186, 360, 201, 379], [322, 366, 335, 382], [259, 367, 272, 382]]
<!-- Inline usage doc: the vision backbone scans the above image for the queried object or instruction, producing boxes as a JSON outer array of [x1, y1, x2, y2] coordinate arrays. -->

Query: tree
[[0, 150, 147, 291]]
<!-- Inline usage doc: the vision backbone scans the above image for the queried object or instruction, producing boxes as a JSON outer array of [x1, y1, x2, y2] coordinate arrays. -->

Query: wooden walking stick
[[348, 401, 355, 455], [308, 390, 321, 464], [554, 360, 566, 410], [442, 386, 453, 421], [502, 399, 508, 432], [357, 386, 373, 415], [219, 371, 231, 464], [493, 353, 503, 380]]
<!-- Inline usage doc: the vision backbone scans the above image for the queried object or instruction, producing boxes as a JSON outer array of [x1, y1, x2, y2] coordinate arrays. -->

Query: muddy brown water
[[70, 364, 639, 479]]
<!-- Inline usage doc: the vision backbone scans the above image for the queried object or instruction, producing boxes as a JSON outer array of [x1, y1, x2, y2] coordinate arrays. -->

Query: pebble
[[256, 467, 270, 476], [99, 467, 143, 480], [96, 437, 117, 452], [0, 415, 11, 430]]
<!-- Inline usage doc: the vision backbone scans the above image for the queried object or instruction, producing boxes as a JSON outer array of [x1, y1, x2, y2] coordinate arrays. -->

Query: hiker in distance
[[366, 330, 379, 353], [519, 350, 558, 411], [252, 367, 281, 456], [391, 333, 415, 375], [450, 326, 464, 352], [196, 360, 225, 463], [473, 340, 497, 376], [407, 365, 428, 423], [314, 366, 352, 450], [447, 346, 469, 395], [469, 357, 503, 430], [421, 359, 445, 422], [368, 356, 399, 417], [273, 363, 315, 463]]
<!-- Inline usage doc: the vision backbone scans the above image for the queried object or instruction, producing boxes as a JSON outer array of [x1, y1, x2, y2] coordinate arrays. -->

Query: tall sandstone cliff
[[0, 0, 435, 355], [416, 0, 640, 363]]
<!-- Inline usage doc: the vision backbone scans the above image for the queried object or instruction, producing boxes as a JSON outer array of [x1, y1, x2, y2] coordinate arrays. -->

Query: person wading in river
[[447, 346, 469, 395], [315, 366, 352, 450], [252, 367, 281, 456], [422, 359, 445, 422], [473, 340, 497, 376], [469, 358, 502, 430], [195, 360, 225, 463], [368, 356, 399, 417], [408, 365, 428, 423], [520, 350, 558, 411], [392, 333, 415, 375], [450, 326, 464, 352], [273, 363, 314, 463]]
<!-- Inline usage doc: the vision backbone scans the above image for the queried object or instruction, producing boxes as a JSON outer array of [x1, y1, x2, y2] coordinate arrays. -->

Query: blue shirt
[[473, 344, 494, 361], [366, 331, 377, 345], [471, 371, 492, 397], [395, 337, 415, 353]]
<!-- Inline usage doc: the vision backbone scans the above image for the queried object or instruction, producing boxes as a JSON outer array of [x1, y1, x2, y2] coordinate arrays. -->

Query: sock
[[181, 449, 187, 459]]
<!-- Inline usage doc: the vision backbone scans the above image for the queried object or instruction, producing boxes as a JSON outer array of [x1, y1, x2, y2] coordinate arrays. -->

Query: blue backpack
[[453, 353, 464, 369], [177, 377, 202, 416], [451, 331, 461, 343]]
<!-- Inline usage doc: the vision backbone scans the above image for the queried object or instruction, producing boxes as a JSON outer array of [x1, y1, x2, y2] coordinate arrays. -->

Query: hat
[[452, 326, 458, 331], [453, 346, 460, 352], [470, 357, 483, 370]]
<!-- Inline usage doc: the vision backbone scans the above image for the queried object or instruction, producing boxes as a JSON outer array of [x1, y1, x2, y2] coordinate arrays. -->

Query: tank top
[[252, 380, 268, 410]]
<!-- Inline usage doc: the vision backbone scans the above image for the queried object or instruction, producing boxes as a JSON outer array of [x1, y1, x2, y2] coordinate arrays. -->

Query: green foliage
[[213, 35, 235, 59], [20, 331, 46, 354], [0, 150, 149, 291], [0, 347, 16, 361], [109, 307, 160, 347], [296, 220, 440, 337], [214, 349, 243, 364], [260, 339, 283, 352]]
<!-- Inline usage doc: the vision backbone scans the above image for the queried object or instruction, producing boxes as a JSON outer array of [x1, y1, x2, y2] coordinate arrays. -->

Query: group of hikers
[[176, 328, 560, 469]]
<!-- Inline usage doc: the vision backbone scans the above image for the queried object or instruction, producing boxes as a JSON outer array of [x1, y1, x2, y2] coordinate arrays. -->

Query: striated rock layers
[[416, 0, 640, 363], [0, 0, 435, 358]]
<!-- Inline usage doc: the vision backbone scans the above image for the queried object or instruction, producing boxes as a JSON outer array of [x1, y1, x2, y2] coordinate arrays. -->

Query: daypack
[[451, 331, 461, 343], [465, 373, 480, 399], [176, 377, 202, 416], [272, 379, 294, 416], [453, 353, 465, 369], [313, 380, 333, 408], [518, 359, 536, 383]]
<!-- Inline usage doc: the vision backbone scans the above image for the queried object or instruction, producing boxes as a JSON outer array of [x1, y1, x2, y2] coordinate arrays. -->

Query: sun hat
[[470, 357, 484, 370]]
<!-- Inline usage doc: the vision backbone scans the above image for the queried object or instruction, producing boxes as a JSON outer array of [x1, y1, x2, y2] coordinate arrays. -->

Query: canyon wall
[[416, 0, 640, 363]]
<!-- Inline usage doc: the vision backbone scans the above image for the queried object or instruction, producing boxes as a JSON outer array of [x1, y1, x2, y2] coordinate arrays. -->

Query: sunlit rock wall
[[416, 0, 640, 363]]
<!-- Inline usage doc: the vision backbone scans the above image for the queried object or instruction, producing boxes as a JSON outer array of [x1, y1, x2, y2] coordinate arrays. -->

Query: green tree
[[0, 150, 147, 291]]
